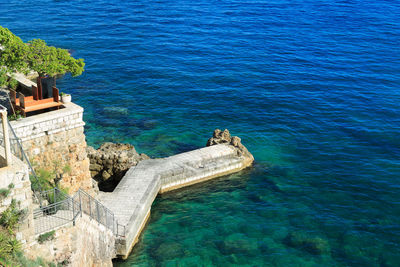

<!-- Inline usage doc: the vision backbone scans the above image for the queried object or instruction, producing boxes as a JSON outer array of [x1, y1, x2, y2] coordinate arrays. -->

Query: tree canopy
[[26, 39, 85, 78], [0, 27, 28, 86], [0, 26, 85, 87]]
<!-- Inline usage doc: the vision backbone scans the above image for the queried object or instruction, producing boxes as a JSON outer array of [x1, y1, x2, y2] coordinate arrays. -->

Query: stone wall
[[26, 213, 116, 267], [0, 150, 34, 247], [10, 103, 95, 194]]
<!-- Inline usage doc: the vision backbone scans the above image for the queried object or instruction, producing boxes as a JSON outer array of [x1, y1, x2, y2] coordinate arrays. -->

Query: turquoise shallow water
[[1, 0, 400, 266]]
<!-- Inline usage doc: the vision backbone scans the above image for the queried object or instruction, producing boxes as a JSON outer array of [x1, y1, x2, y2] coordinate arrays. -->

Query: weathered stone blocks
[[10, 103, 95, 194]]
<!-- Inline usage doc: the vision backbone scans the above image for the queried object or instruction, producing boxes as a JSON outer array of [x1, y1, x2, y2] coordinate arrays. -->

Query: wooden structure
[[10, 85, 63, 116]]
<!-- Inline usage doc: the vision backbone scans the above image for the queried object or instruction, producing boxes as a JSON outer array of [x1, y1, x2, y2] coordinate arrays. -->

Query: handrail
[[7, 119, 43, 193], [72, 188, 118, 235], [33, 193, 81, 235], [33, 187, 126, 237]]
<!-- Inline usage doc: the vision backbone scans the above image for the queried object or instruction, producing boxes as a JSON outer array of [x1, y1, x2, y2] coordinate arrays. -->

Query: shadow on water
[[157, 167, 255, 202], [168, 140, 202, 154], [125, 118, 158, 130]]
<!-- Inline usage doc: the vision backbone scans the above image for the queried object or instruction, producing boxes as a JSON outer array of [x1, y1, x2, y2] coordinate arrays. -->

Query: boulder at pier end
[[206, 129, 254, 167]]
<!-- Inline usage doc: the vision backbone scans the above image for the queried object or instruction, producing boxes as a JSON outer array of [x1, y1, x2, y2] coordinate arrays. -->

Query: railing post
[[54, 188, 57, 204], [89, 195, 92, 218], [113, 215, 115, 235], [106, 211, 109, 230], [0, 106, 12, 166], [96, 202, 100, 223], [72, 199, 75, 226], [79, 190, 82, 217]]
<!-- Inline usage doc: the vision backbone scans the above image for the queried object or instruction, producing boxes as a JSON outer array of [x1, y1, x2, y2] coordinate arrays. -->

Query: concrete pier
[[98, 144, 252, 258]]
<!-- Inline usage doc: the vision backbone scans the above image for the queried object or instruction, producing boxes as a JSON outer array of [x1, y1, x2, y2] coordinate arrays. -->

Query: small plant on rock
[[0, 183, 15, 199], [0, 188, 10, 199], [8, 110, 23, 121], [37, 230, 55, 244]]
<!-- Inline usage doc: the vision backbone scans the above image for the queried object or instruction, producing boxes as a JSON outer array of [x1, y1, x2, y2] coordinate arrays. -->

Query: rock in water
[[87, 142, 149, 191], [206, 128, 254, 166], [284, 232, 330, 255]]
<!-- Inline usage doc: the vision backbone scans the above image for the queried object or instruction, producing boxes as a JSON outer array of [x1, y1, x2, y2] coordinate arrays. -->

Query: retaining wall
[[0, 149, 34, 246], [10, 103, 94, 194], [26, 213, 116, 266]]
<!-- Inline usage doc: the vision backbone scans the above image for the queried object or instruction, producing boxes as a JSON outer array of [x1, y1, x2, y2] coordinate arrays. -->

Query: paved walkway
[[97, 144, 248, 258]]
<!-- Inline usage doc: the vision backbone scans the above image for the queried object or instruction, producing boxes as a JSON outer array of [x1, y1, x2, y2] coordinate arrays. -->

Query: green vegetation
[[31, 166, 69, 191], [0, 229, 21, 263], [38, 230, 55, 244], [0, 188, 10, 198], [8, 110, 23, 121], [30, 168, 55, 192], [0, 26, 85, 88], [30, 162, 71, 204], [0, 199, 26, 234], [0, 26, 28, 87], [0, 183, 15, 199], [0, 247, 58, 267], [0, 198, 44, 266], [26, 39, 85, 81], [0, 182, 58, 266]]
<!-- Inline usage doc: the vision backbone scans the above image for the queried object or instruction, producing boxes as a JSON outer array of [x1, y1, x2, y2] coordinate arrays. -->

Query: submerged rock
[[102, 106, 129, 116], [154, 242, 184, 260], [87, 142, 149, 191], [218, 233, 258, 255], [126, 118, 158, 130], [206, 129, 254, 166], [284, 231, 330, 255]]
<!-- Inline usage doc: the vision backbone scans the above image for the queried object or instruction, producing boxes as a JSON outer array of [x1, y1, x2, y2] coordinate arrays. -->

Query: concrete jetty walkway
[[98, 143, 253, 258]]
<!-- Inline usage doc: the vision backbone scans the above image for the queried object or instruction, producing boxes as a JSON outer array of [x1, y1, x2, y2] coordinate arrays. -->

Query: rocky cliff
[[87, 143, 149, 191]]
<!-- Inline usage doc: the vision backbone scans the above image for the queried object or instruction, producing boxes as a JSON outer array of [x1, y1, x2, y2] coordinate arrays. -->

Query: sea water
[[1, 0, 399, 266]]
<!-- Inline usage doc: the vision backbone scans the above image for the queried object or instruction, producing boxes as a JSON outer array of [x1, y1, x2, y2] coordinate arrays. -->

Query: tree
[[0, 26, 29, 87], [26, 39, 85, 80], [0, 26, 85, 89]]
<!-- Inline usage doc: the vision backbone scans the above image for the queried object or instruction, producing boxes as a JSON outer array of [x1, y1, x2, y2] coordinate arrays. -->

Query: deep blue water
[[1, 0, 400, 266]]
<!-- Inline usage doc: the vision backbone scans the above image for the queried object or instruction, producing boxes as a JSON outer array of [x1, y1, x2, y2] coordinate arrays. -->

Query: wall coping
[[9, 102, 85, 142], [10, 103, 84, 129]]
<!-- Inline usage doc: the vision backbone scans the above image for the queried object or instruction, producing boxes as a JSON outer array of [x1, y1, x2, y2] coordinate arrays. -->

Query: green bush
[[0, 199, 25, 233], [0, 184, 14, 199], [0, 188, 10, 198], [8, 110, 24, 121], [30, 168, 54, 193], [30, 165, 70, 191], [38, 230, 55, 244], [0, 229, 21, 263], [30, 165, 70, 205]]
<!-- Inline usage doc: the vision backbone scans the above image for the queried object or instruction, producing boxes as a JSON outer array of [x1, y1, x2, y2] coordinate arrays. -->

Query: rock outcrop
[[87, 143, 149, 191], [206, 129, 254, 166]]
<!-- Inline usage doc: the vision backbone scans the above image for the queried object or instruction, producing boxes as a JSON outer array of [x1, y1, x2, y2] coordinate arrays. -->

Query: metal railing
[[33, 188, 81, 235], [33, 187, 126, 237], [0, 106, 126, 237], [72, 189, 116, 234], [4, 119, 43, 195], [0, 109, 43, 205], [33, 187, 69, 206], [116, 222, 126, 237]]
